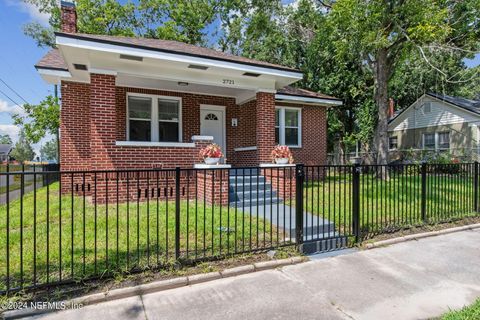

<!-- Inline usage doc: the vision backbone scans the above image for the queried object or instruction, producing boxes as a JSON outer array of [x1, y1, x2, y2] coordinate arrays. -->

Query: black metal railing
[[0, 162, 478, 294]]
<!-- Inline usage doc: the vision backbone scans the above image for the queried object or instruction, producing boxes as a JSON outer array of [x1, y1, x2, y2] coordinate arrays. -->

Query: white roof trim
[[275, 94, 342, 106], [36, 68, 72, 78], [56, 35, 304, 80], [388, 93, 480, 130]]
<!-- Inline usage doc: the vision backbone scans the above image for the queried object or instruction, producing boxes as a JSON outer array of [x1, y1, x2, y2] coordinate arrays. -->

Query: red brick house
[[35, 1, 342, 174]]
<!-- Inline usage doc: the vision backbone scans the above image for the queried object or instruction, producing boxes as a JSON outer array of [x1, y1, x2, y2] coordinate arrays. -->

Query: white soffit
[[56, 34, 303, 88], [275, 94, 343, 106]]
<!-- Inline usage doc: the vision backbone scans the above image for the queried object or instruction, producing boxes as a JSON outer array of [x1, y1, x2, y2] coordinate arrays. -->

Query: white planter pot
[[204, 157, 221, 165], [274, 158, 289, 164]]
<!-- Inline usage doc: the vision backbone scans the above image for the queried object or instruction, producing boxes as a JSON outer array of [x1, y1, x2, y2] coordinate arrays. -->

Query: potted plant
[[271, 145, 294, 164], [199, 143, 224, 165]]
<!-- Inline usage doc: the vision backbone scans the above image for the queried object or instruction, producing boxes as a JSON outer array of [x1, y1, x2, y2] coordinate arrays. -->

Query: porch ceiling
[[116, 74, 255, 104]]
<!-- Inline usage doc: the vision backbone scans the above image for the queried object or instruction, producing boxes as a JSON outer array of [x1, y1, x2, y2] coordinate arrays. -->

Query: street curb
[[3, 256, 307, 319], [364, 223, 480, 249]]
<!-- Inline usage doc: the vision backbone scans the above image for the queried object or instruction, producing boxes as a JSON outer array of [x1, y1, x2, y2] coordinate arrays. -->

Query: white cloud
[[5, 0, 52, 25], [0, 99, 25, 117], [0, 124, 20, 142]]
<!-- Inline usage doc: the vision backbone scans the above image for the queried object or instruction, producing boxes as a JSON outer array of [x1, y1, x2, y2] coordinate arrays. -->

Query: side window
[[389, 136, 398, 150], [423, 133, 435, 150]]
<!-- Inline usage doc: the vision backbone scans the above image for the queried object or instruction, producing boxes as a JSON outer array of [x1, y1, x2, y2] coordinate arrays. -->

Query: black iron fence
[[0, 162, 478, 294]]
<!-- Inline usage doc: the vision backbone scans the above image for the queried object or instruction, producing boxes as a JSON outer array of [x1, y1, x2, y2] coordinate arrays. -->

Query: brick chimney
[[388, 98, 395, 119], [60, 1, 77, 33]]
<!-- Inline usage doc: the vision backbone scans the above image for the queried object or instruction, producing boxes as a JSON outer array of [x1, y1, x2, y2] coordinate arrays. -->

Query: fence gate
[[299, 165, 356, 253]]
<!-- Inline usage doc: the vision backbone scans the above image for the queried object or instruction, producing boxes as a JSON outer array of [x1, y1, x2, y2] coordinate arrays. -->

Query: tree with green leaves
[[23, 0, 238, 47], [10, 131, 35, 163], [328, 0, 479, 170], [40, 139, 58, 162], [0, 135, 12, 145], [13, 95, 60, 159], [23, 0, 141, 48]]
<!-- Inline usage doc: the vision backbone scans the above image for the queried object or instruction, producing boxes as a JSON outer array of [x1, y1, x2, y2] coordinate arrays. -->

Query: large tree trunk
[[373, 48, 390, 179]]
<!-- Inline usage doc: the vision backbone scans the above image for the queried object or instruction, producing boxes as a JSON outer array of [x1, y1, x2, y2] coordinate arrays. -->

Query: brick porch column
[[90, 73, 117, 170], [256, 92, 276, 164]]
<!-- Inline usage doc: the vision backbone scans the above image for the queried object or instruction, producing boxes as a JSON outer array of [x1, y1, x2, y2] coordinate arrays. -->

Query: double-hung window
[[437, 132, 450, 150], [275, 107, 301, 147], [127, 94, 182, 142], [389, 136, 398, 150], [423, 132, 450, 151], [423, 133, 436, 150]]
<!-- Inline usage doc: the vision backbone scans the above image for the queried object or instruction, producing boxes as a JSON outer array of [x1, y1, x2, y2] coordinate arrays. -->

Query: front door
[[200, 105, 226, 155]]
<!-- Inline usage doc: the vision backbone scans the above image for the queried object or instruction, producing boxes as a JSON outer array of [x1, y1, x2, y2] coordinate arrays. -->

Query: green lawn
[[0, 182, 281, 292], [302, 169, 477, 237], [441, 299, 480, 320]]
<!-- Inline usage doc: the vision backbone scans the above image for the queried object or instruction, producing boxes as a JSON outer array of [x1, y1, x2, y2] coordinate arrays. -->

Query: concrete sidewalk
[[35, 229, 480, 320]]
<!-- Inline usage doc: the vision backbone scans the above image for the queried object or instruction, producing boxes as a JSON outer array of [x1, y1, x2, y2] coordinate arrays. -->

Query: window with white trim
[[423, 133, 435, 150], [438, 132, 450, 150], [423, 132, 450, 151], [127, 94, 181, 142], [389, 136, 398, 150], [275, 107, 301, 147]]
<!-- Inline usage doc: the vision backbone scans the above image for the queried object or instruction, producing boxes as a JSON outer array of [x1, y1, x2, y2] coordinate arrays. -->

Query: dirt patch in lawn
[[1, 247, 302, 306], [362, 215, 480, 244]]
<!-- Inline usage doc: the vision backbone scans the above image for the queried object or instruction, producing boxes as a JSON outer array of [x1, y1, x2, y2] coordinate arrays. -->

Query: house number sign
[[222, 79, 235, 85]]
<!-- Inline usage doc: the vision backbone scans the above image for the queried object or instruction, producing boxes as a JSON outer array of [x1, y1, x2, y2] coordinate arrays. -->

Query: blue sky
[[0, 0, 479, 152]]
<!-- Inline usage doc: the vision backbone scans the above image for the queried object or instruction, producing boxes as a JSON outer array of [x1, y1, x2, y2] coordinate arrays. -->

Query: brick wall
[[115, 87, 237, 168], [290, 104, 328, 166], [230, 99, 257, 166], [90, 73, 117, 170], [256, 92, 276, 163], [60, 81, 91, 171], [61, 82, 328, 170]]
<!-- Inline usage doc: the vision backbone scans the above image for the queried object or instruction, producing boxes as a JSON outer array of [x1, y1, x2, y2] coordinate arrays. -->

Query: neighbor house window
[[275, 107, 301, 147], [127, 94, 182, 142], [438, 132, 450, 150], [423, 132, 450, 151], [389, 136, 398, 150], [423, 133, 435, 150]]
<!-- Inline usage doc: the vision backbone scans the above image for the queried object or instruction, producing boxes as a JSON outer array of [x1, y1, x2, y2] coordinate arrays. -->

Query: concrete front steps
[[228, 168, 282, 207], [228, 169, 349, 254]]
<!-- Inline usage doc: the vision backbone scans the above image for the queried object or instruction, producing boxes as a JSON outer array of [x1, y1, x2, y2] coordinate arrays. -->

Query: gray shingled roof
[[36, 32, 300, 72], [427, 92, 480, 114], [389, 92, 480, 123], [0, 144, 12, 155], [36, 49, 68, 70], [277, 86, 341, 101]]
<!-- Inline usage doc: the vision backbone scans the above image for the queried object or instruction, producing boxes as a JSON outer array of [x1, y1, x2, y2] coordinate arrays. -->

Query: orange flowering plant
[[270, 145, 294, 163], [199, 143, 224, 159]]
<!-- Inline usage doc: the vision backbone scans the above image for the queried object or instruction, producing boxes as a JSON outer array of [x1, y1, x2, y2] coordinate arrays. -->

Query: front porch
[[61, 75, 278, 171]]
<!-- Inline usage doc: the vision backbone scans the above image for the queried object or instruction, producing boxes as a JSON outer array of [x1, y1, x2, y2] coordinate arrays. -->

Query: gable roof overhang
[[388, 93, 480, 131], [36, 33, 304, 104]]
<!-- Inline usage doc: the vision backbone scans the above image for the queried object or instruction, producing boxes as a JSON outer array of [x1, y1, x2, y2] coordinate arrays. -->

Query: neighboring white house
[[0, 144, 12, 162], [388, 92, 480, 160]]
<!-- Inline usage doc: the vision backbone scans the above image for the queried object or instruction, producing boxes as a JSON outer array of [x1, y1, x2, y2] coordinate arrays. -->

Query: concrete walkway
[[35, 229, 480, 320]]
